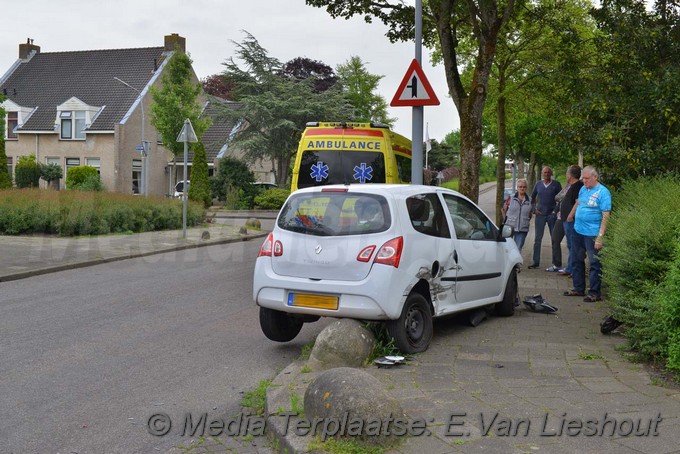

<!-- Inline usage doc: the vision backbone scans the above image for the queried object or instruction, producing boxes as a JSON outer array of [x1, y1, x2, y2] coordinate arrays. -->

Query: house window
[[66, 158, 80, 178], [6, 157, 12, 179], [132, 159, 142, 194], [6, 112, 18, 139], [60, 111, 86, 140], [86, 158, 101, 175]]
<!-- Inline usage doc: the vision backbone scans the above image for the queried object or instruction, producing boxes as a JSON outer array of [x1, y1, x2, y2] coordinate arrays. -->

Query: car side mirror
[[501, 224, 514, 239]]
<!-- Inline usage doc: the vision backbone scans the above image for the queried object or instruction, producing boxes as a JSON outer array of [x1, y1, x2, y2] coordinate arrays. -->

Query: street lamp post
[[114, 77, 149, 196]]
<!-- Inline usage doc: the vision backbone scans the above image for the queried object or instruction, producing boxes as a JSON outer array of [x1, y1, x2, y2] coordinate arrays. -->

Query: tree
[[221, 32, 354, 185], [202, 74, 235, 99], [306, 0, 516, 202], [579, 0, 680, 185], [210, 156, 257, 208], [0, 101, 11, 189], [280, 57, 338, 93], [187, 141, 211, 207], [336, 56, 394, 126], [14, 155, 41, 188], [150, 51, 211, 157], [40, 163, 63, 189]]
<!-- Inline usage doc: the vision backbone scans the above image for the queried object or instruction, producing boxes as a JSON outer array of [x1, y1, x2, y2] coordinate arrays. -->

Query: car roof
[[292, 183, 466, 200]]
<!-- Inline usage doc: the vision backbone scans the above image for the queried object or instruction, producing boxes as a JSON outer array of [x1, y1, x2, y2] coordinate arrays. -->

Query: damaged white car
[[253, 184, 522, 353]]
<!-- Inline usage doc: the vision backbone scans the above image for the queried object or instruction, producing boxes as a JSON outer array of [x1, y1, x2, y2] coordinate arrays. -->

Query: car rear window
[[278, 192, 391, 236], [297, 150, 386, 189]]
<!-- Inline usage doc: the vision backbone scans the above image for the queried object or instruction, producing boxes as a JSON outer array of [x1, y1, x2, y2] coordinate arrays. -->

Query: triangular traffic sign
[[390, 59, 440, 107]]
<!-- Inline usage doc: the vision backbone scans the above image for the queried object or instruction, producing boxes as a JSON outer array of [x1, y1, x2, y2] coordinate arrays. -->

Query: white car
[[253, 184, 522, 353], [173, 180, 189, 198]]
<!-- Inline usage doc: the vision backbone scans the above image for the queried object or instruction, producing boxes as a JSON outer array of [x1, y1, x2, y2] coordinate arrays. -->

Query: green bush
[[65, 165, 99, 190], [254, 188, 290, 209], [15, 155, 41, 188], [76, 173, 105, 192], [0, 189, 205, 236], [0, 132, 11, 189], [210, 156, 256, 207], [601, 175, 680, 368], [653, 244, 680, 372]]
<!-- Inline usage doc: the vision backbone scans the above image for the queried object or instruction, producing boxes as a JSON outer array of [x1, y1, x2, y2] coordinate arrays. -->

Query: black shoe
[[528, 264, 539, 269]]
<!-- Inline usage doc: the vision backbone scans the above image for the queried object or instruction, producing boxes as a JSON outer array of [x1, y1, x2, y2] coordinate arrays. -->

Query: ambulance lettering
[[306, 140, 381, 151]]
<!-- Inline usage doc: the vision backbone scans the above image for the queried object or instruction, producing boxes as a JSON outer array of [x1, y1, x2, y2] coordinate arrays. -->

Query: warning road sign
[[390, 59, 440, 107]]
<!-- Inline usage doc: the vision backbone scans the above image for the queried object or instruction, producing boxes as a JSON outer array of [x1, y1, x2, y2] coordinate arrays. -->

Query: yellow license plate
[[287, 292, 339, 310]]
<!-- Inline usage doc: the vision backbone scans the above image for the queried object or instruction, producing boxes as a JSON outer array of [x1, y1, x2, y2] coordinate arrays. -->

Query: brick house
[[0, 34, 274, 195]]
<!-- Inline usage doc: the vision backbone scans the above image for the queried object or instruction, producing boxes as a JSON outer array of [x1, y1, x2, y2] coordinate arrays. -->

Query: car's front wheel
[[495, 268, 518, 316], [259, 307, 304, 342], [387, 293, 433, 354]]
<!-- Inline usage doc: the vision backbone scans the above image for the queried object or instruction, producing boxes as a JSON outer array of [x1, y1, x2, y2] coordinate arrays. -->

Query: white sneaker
[[545, 265, 560, 272]]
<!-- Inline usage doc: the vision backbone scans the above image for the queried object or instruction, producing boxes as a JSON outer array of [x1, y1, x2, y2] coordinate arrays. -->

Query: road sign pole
[[182, 138, 188, 239], [412, 0, 424, 184], [176, 119, 198, 239]]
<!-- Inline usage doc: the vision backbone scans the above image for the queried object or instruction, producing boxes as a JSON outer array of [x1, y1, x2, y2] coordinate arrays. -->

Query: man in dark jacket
[[528, 166, 562, 268], [557, 165, 584, 275]]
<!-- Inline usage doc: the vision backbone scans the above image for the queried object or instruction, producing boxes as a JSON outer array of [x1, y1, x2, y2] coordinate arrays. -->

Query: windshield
[[278, 192, 391, 236], [297, 150, 386, 189]]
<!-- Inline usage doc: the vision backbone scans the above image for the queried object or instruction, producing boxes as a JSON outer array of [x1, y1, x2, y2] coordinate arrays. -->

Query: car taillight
[[356, 245, 376, 262], [374, 237, 403, 268], [258, 232, 274, 257], [273, 240, 283, 257]]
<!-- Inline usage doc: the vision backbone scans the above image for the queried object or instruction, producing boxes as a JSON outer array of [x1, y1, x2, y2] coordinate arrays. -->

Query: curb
[[0, 231, 269, 283]]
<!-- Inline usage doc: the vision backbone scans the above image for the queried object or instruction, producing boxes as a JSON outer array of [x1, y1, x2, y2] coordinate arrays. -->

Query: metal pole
[[412, 0, 424, 184], [141, 101, 147, 196], [182, 135, 188, 239]]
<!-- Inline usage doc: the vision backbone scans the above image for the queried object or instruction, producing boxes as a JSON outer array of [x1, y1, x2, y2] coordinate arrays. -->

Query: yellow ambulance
[[290, 122, 412, 192]]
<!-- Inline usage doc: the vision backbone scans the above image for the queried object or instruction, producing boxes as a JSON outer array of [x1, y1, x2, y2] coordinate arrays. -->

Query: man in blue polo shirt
[[564, 166, 612, 302]]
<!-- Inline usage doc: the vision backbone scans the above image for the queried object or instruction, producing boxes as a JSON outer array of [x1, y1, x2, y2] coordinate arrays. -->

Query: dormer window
[[60, 110, 86, 140], [6, 112, 18, 139]]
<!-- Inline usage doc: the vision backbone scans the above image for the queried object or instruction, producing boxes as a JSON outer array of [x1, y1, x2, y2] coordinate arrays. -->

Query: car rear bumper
[[253, 258, 409, 320]]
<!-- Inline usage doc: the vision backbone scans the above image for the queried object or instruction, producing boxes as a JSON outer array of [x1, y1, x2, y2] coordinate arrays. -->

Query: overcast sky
[[1, 0, 460, 142]]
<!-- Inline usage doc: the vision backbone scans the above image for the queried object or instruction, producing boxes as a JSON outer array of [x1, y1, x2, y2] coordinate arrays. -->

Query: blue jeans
[[513, 231, 528, 252], [532, 213, 557, 266], [572, 231, 602, 296], [563, 221, 575, 273]]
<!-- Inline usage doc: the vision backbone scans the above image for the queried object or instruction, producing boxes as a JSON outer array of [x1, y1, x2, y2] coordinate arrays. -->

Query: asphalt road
[[0, 238, 325, 453]]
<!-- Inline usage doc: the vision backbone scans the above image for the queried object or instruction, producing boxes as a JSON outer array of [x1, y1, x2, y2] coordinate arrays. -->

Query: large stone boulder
[[304, 367, 405, 446], [308, 319, 374, 370]]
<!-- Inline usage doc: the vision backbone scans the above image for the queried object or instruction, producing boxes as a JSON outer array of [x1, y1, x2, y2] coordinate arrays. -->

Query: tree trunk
[[431, 0, 513, 203], [495, 93, 507, 226]]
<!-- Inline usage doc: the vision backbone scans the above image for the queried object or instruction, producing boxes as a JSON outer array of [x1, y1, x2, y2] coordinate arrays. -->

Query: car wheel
[[496, 268, 518, 317], [387, 293, 433, 354], [259, 307, 304, 342]]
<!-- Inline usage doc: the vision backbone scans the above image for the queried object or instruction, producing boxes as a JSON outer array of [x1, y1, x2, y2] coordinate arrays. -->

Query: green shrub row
[[601, 175, 680, 372], [0, 189, 204, 236]]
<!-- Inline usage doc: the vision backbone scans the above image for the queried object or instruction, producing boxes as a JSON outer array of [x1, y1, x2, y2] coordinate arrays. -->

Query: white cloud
[[1, 0, 459, 141]]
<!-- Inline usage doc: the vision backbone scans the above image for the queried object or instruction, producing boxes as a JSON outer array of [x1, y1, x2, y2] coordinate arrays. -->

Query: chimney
[[19, 38, 41, 61], [164, 33, 186, 53]]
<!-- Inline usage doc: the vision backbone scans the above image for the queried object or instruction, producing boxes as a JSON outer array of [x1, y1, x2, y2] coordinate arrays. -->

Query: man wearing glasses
[[564, 166, 612, 302]]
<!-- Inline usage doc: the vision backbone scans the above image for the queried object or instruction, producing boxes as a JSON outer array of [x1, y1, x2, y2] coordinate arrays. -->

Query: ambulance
[[290, 122, 412, 192]]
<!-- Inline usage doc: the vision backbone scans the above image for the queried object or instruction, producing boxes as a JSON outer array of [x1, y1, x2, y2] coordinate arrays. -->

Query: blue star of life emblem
[[310, 161, 329, 182], [353, 163, 373, 184]]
